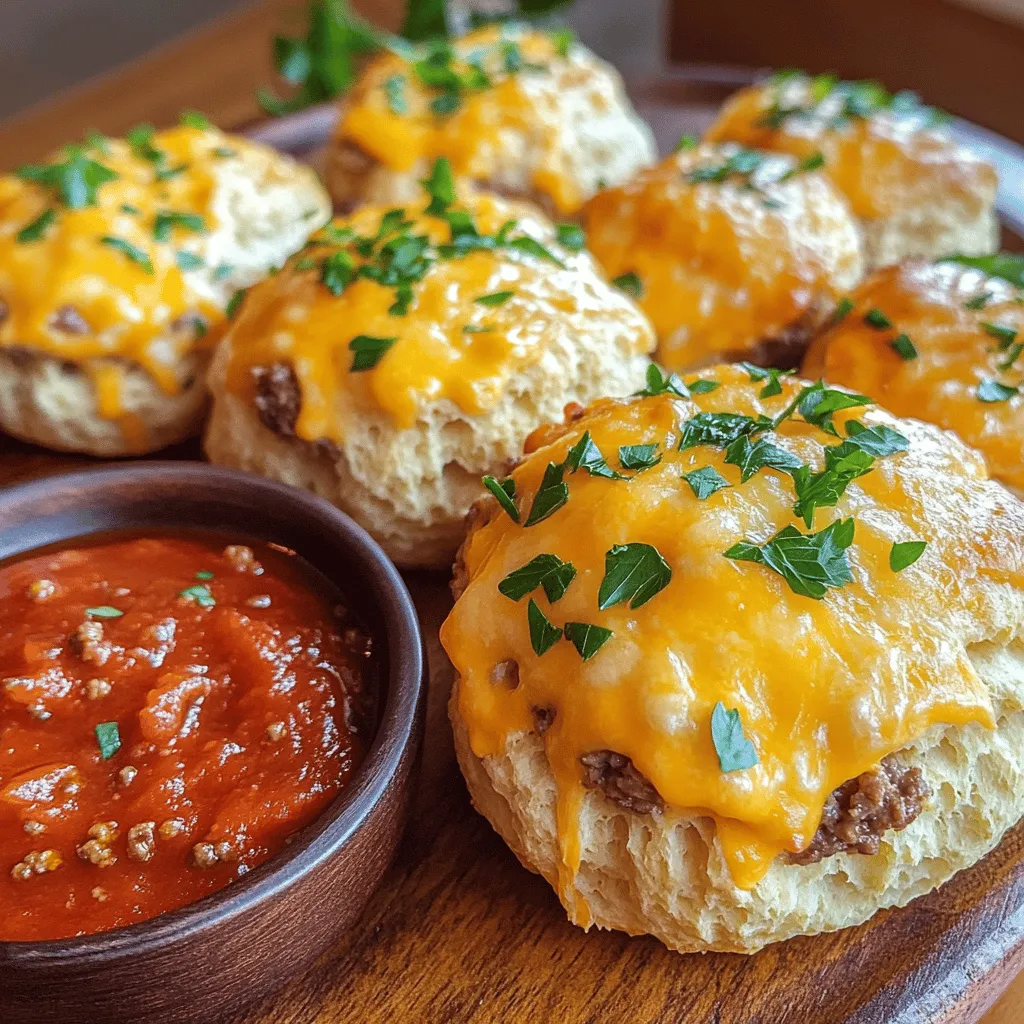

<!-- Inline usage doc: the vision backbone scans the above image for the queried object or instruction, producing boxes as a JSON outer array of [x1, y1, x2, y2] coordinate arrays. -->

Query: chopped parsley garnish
[[214, 263, 234, 281], [528, 598, 562, 656], [791, 445, 874, 527], [978, 378, 1018, 403], [195, 570, 215, 580], [675, 134, 698, 151], [85, 606, 124, 619], [738, 362, 792, 398], [121, 203, 141, 215], [830, 297, 855, 325], [100, 236, 153, 274], [684, 466, 730, 500], [779, 381, 872, 436], [95, 721, 122, 761], [841, 420, 910, 456], [890, 540, 927, 572], [636, 363, 689, 398], [685, 145, 764, 185], [155, 164, 188, 182], [178, 584, 215, 607], [863, 308, 892, 329], [499, 554, 577, 603], [176, 251, 204, 271], [725, 518, 855, 600], [612, 271, 643, 298], [941, 253, 1024, 290], [724, 435, 802, 482], [891, 333, 917, 360], [618, 444, 661, 471], [688, 378, 721, 394], [17, 148, 118, 209], [483, 475, 519, 522], [179, 110, 211, 129], [965, 291, 992, 311], [226, 290, 246, 318], [597, 543, 672, 610], [475, 290, 513, 306], [679, 412, 770, 451], [563, 621, 613, 660], [710, 702, 758, 772], [998, 342, 1023, 372], [981, 321, 1018, 346], [153, 210, 206, 242], [125, 123, 163, 162], [422, 156, 456, 215], [16, 209, 56, 244], [348, 334, 397, 371], [551, 28, 574, 58], [384, 73, 407, 114], [564, 431, 624, 480], [505, 235, 564, 267], [555, 223, 586, 252], [525, 462, 570, 526]]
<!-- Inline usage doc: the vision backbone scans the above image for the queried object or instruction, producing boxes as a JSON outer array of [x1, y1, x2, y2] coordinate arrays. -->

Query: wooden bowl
[[0, 462, 426, 1024]]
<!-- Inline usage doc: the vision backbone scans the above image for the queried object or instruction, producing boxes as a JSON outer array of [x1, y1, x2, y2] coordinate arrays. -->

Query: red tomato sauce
[[0, 533, 376, 941]]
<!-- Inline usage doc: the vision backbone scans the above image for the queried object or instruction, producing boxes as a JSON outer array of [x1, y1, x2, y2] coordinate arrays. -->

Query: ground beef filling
[[253, 362, 301, 436], [580, 750, 663, 814], [788, 756, 930, 865], [579, 749, 928, 864]]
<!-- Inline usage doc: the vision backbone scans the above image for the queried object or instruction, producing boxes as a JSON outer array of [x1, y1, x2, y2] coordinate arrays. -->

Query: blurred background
[[2, 0, 1023, 144]]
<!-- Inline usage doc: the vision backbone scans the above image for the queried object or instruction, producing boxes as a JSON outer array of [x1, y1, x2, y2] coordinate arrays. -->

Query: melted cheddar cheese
[[706, 75, 996, 222], [803, 260, 1024, 493], [222, 192, 653, 438], [336, 25, 619, 215], [440, 365, 1024, 896], [583, 143, 863, 370], [0, 125, 243, 426]]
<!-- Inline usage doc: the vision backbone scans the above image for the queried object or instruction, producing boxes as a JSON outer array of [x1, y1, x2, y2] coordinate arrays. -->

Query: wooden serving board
[[4, 75, 1024, 1024]]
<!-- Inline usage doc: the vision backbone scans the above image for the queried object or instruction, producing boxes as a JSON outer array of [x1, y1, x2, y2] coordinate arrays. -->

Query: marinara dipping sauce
[[0, 533, 376, 941]]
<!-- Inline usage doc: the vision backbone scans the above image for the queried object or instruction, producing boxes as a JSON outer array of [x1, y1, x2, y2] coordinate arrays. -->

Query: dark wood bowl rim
[[0, 462, 424, 966]]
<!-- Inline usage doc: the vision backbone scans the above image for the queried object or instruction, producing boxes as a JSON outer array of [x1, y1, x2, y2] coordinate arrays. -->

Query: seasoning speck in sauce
[[0, 534, 375, 941]]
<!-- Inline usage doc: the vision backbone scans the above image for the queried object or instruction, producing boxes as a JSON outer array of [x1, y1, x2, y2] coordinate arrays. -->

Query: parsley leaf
[[349, 334, 397, 371], [598, 543, 672, 610], [483, 475, 519, 523], [525, 462, 569, 527], [684, 466, 730, 500], [17, 148, 118, 209], [95, 721, 122, 760], [890, 540, 927, 571], [891, 333, 918, 360], [16, 209, 56, 244], [176, 251, 204, 271], [864, 308, 892, 329], [842, 420, 910, 457], [564, 431, 624, 479], [724, 435, 802, 482], [475, 290, 513, 306], [941, 253, 1024, 290], [528, 598, 562, 656], [780, 381, 873, 436], [791, 447, 874, 527], [86, 606, 123, 619], [710, 702, 758, 772], [739, 362, 792, 398], [499, 553, 577, 603], [179, 110, 211, 130], [506, 235, 564, 267], [564, 621, 613, 660], [153, 210, 206, 242], [965, 291, 992, 311], [556, 223, 586, 252], [981, 321, 1018, 346], [226, 290, 246, 318], [830, 297, 855, 325], [725, 518, 856, 600], [618, 444, 660, 470], [384, 73, 407, 114], [636, 363, 690, 398], [978, 379, 1018, 403], [178, 584, 215, 607], [100, 236, 153, 274], [422, 157, 456, 215], [679, 412, 770, 451], [612, 271, 643, 298]]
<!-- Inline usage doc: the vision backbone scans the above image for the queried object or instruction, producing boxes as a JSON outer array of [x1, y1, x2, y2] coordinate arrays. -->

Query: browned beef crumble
[[581, 750, 663, 814], [787, 756, 930, 865], [253, 362, 301, 436], [724, 320, 812, 372], [563, 401, 587, 423], [532, 706, 555, 735], [50, 304, 90, 335]]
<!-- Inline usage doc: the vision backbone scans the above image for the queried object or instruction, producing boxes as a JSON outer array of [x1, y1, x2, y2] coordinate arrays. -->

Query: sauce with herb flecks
[[0, 534, 375, 941]]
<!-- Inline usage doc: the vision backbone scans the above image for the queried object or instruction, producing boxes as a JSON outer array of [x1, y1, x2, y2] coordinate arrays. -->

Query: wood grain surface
[[1, 3, 1023, 1021]]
